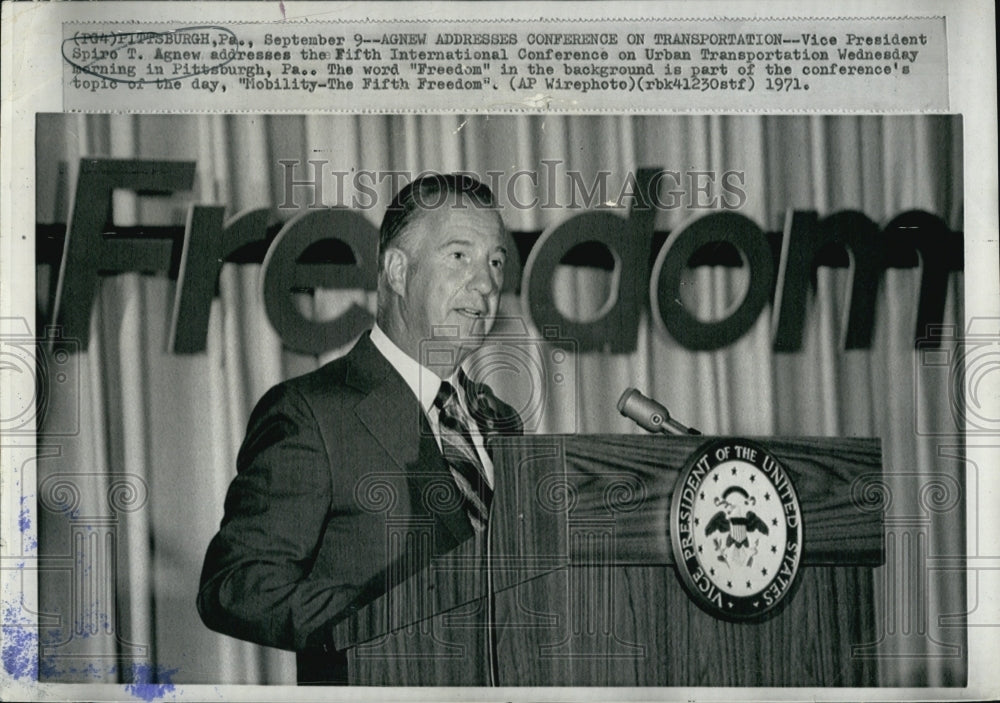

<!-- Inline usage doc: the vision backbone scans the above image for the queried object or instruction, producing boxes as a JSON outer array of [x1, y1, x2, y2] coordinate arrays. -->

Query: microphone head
[[617, 387, 670, 433], [616, 387, 638, 414]]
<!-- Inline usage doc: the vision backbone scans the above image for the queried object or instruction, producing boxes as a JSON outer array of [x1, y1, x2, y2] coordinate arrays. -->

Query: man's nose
[[467, 259, 497, 295]]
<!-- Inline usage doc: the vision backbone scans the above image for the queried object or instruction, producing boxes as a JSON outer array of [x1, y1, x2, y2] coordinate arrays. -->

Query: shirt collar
[[370, 324, 459, 414]]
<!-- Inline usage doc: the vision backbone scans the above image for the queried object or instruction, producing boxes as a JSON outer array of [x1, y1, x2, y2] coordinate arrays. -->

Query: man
[[197, 174, 522, 683]]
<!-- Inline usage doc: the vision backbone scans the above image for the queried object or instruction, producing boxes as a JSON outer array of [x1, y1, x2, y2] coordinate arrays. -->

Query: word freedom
[[48, 161, 958, 356]]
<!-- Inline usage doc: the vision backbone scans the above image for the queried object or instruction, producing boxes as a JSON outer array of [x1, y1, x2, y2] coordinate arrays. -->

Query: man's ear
[[383, 247, 409, 297]]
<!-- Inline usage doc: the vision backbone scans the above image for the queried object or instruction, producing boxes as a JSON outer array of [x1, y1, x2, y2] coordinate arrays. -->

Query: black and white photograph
[[22, 110, 967, 688], [1, 2, 997, 702]]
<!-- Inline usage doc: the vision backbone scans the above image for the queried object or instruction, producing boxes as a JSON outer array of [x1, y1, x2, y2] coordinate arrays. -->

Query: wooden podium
[[333, 435, 883, 686]]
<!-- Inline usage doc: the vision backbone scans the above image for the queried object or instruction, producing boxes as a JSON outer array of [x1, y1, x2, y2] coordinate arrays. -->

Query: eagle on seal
[[705, 485, 769, 568]]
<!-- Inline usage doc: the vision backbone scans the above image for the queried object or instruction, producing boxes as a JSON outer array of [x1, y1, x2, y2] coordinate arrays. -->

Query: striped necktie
[[434, 381, 493, 532]]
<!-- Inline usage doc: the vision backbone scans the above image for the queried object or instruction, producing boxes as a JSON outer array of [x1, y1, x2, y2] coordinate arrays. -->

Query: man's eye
[[491, 258, 505, 269], [451, 251, 467, 260]]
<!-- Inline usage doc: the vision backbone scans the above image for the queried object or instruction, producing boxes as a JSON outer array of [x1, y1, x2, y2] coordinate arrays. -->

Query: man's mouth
[[456, 307, 485, 318]]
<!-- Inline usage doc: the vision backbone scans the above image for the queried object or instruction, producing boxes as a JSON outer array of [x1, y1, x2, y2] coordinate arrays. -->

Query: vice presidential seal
[[670, 439, 803, 621]]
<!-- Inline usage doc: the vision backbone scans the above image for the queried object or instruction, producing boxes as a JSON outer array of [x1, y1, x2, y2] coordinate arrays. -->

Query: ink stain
[[18, 496, 30, 533], [123, 662, 179, 702], [2, 605, 38, 680], [19, 496, 37, 552]]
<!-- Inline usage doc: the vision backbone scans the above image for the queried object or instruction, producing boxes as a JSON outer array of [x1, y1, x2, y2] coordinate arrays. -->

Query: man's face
[[393, 200, 507, 370]]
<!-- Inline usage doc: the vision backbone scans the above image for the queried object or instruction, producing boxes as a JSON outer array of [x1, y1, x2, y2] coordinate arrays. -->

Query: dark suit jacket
[[197, 332, 521, 684]]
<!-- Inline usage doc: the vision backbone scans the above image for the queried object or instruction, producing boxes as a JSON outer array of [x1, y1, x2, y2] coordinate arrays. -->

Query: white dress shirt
[[369, 325, 495, 487]]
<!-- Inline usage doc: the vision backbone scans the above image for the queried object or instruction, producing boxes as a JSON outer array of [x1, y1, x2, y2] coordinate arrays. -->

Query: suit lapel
[[407, 413, 475, 547], [347, 333, 473, 547]]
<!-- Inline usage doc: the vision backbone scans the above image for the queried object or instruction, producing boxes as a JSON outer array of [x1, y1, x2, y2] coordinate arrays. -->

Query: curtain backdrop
[[35, 114, 965, 686]]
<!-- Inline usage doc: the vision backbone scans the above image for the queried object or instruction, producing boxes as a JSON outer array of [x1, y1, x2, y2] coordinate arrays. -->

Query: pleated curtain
[[35, 113, 964, 686]]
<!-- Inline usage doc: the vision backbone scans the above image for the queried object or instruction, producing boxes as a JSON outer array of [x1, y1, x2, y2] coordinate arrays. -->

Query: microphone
[[617, 388, 701, 436]]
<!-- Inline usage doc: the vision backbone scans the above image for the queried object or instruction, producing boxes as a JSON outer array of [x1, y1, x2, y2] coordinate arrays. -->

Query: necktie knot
[[435, 381, 479, 437], [434, 380, 458, 412]]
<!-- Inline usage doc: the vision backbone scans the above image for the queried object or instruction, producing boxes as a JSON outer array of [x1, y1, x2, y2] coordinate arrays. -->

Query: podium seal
[[670, 438, 803, 621]]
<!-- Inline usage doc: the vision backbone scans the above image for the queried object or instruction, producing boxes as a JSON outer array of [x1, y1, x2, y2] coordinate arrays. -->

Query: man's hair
[[378, 173, 499, 271]]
